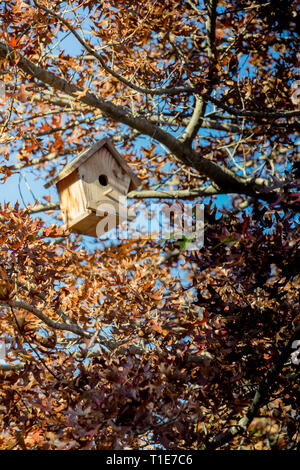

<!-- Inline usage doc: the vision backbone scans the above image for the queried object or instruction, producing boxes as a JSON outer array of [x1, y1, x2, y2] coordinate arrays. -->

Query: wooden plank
[[79, 146, 131, 204], [64, 206, 135, 238], [65, 210, 99, 237], [69, 211, 112, 238], [105, 140, 141, 190], [56, 170, 86, 225], [63, 209, 92, 229]]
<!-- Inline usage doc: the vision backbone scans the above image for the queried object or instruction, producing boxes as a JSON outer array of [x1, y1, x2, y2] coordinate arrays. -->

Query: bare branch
[[26, 202, 60, 213], [29, 113, 102, 139], [5, 299, 90, 338], [127, 186, 221, 199], [204, 94, 300, 119], [0, 363, 26, 371], [12, 151, 68, 171], [182, 96, 206, 143]]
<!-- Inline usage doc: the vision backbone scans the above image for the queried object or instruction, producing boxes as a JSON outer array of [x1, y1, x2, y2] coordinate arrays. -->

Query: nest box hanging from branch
[[44, 138, 140, 237]]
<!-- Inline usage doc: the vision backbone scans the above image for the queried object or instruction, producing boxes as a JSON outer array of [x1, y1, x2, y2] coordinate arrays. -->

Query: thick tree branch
[[5, 299, 90, 338], [0, 41, 256, 196], [182, 96, 206, 143], [6, 182, 282, 217], [205, 0, 218, 61], [0, 363, 26, 371], [127, 187, 221, 199], [1, 42, 289, 199]]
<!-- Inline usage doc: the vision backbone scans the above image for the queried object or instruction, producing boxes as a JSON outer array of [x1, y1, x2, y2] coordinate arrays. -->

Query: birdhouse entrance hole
[[98, 174, 108, 186]]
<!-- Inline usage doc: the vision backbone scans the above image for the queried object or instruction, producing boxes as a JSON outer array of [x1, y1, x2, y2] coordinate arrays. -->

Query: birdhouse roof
[[44, 137, 140, 189]]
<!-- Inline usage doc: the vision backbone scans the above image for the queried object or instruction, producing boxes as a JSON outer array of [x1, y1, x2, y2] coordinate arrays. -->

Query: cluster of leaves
[[0, 195, 298, 450]]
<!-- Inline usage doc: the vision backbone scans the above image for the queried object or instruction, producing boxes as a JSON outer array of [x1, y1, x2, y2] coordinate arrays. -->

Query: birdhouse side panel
[[78, 146, 131, 208], [56, 170, 87, 226]]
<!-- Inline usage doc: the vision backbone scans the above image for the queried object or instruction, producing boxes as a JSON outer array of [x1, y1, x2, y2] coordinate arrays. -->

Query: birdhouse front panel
[[78, 145, 131, 210]]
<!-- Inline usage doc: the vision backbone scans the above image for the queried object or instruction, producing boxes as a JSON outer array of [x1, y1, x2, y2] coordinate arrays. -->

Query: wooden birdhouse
[[44, 138, 140, 237]]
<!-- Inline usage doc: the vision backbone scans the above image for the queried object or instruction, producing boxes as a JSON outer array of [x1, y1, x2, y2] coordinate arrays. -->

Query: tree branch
[[5, 299, 90, 338], [0, 41, 255, 195], [182, 96, 206, 143], [11, 151, 67, 171], [127, 186, 221, 199], [7, 187, 224, 217], [183, 0, 218, 144], [0, 363, 26, 371], [203, 94, 300, 119], [28, 113, 102, 139]]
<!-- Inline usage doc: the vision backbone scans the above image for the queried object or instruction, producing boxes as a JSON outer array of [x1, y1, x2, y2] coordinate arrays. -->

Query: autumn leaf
[[16, 83, 34, 102]]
